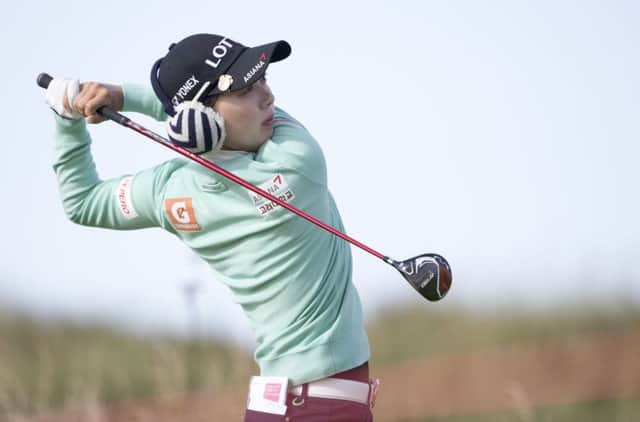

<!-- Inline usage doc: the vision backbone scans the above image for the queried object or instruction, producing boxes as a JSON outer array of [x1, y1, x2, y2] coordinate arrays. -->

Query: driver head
[[394, 253, 452, 301]]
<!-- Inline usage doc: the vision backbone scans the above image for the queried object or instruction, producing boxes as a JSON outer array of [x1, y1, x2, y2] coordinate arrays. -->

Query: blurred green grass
[[0, 311, 256, 415], [1, 300, 639, 417], [366, 301, 640, 365], [395, 397, 640, 422]]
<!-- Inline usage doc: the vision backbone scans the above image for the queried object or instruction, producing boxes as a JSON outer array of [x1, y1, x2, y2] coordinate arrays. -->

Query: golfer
[[45, 33, 379, 421]]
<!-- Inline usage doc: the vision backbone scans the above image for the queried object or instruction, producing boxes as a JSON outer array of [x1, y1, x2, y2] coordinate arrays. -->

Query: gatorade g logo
[[165, 198, 201, 232]]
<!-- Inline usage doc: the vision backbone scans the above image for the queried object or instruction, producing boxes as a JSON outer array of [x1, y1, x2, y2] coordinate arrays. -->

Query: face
[[211, 76, 275, 152]]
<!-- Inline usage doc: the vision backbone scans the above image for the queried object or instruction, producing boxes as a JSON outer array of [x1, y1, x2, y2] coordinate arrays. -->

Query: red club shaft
[[121, 117, 387, 261]]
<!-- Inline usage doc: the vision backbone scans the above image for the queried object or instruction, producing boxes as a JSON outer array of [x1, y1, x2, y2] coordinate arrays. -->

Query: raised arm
[[64, 81, 166, 123], [121, 83, 166, 122], [47, 78, 177, 232]]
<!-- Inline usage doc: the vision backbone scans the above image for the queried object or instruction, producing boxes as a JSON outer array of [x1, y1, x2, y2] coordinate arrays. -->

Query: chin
[[264, 127, 274, 139]]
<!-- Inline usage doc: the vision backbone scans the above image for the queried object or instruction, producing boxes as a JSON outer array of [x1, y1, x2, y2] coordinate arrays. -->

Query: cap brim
[[211, 40, 291, 94]]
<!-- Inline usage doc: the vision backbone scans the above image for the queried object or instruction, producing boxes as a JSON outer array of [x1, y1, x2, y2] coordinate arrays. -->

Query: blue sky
[[2, 0, 639, 347]]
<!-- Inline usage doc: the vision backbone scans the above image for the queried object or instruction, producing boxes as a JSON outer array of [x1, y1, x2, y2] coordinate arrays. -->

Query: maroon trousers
[[244, 363, 375, 422]]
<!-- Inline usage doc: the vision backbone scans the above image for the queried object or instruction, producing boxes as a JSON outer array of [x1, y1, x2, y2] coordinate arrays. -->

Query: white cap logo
[[204, 38, 233, 69], [217, 74, 234, 92]]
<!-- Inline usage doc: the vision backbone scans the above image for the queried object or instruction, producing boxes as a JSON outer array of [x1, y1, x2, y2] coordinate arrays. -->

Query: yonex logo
[[171, 75, 200, 108]]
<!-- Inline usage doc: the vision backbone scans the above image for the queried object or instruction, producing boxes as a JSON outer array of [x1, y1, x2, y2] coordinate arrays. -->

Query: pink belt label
[[247, 376, 288, 415], [263, 383, 282, 402]]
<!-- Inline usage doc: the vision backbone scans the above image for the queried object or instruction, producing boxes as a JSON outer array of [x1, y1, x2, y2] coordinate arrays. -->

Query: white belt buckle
[[247, 376, 288, 415], [291, 378, 372, 405]]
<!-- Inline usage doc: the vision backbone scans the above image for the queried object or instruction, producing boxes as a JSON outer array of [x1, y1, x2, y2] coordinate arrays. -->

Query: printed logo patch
[[243, 59, 265, 83], [165, 198, 201, 232], [116, 176, 138, 219], [263, 383, 282, 402], [248, 174, 295, 216]]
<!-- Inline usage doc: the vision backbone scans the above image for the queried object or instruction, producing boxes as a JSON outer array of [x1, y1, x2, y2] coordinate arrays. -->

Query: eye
[[238, 75, 267, 96], [239, 85, 254, 96]]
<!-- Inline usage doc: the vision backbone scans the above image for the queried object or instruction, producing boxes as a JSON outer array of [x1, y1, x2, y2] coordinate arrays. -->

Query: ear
[[165, 101, 226, 154]]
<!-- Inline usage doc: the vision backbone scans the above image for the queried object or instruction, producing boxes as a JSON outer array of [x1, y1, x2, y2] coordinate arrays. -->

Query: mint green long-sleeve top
[[51, 84, 370, 385]]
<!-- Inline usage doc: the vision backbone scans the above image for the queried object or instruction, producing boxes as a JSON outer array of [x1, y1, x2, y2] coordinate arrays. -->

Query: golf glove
[[46, 78, 82, 120]]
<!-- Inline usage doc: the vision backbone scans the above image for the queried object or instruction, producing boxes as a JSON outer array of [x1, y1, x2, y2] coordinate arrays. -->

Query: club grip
[[37, 72, 53, 89], [36, 72, 129, 125], [97, 106, 129, 124]]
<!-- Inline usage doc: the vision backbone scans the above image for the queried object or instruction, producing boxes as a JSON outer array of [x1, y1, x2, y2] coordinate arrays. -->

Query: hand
[[46, 79, 124, 124], [69, 82, 124, 124], [46, 78, 82, 120]]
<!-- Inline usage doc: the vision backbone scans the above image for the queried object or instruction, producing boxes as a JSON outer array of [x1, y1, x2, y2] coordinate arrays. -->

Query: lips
[[262, 114, 274, 127]]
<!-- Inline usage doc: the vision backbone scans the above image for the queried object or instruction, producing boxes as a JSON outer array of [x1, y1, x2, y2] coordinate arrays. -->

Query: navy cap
[[150, 34, 291, 116]]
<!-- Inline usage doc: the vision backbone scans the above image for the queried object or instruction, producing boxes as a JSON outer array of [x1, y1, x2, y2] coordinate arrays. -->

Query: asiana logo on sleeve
[[116, 176, 138, 219], [165, 198, 201, 232]]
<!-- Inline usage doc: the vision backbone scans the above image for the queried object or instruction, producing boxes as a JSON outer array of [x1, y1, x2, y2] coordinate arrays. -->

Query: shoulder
[[159, 157, 190, 173], [258, 107, 327, 185], [273, 108, 306, 130], [269, 107, 321, 156], [149, 157, 190, 182], [132, 158, 190, 195]]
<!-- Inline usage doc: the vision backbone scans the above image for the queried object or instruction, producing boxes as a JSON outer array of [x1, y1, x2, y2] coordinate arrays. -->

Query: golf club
[[37, 72, 452, 302]]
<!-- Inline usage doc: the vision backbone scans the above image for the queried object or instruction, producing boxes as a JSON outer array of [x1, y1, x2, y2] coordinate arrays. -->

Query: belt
[[288, 377, 378, 406]]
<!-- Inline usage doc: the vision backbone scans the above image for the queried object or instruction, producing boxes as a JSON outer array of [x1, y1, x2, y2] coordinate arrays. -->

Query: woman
[[45, 33, 379, 421]]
